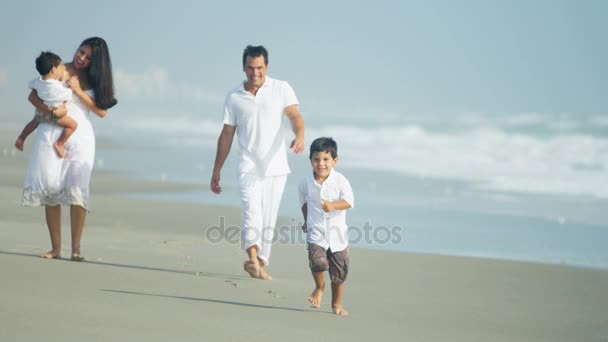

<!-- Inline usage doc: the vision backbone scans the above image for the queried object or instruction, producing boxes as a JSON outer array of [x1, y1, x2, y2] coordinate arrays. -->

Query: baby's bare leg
[[308, 271, 324, 308], [53, 115, 78, 158], [15, 138, 25, 151], [15, 119, 40, 151], [331, 282, 348, 315]]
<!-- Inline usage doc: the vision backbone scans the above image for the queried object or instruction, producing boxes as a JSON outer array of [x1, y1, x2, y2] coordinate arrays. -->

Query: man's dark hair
[[242, 45, 269, 66], [35, 51, 62, 76], [309, 137, 338, 159]]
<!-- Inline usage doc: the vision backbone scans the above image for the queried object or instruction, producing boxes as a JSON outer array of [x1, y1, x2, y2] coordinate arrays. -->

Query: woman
[[22, 37, 117, 261]]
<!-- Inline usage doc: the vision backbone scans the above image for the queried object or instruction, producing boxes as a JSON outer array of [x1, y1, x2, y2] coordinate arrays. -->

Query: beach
[[1, 134, 608, 342]]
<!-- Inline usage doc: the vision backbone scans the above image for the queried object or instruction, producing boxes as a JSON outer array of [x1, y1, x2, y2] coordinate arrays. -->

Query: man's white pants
[[239, 173, 288, 266]]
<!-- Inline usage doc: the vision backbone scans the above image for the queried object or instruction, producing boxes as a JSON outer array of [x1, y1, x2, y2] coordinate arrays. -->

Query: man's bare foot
[[244, 260, 260, 278], [332, 305, 349, 316], [258, 267, 272, 280], [308, 288, 323, 308], [15, 138, 24, 151], [39, 250, 61, 259], [53, 142, 65, 158]]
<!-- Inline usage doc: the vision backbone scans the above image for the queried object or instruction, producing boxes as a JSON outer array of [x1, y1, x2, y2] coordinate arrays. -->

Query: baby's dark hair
[[309, 137, 338, 159], [35, 51, 62, 76]]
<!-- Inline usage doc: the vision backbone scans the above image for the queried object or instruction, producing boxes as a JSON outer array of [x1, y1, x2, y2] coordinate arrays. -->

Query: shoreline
[[2, 132, 608, 340], [116, 186, 608, 271], [5, 131, 606, 272]]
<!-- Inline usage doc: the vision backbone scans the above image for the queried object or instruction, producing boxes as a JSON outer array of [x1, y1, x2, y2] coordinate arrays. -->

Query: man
[[211, 45, 305, 280]]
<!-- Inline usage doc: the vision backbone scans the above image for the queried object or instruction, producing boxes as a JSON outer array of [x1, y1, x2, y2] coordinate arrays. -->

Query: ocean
[[92, 112, 608, 270]]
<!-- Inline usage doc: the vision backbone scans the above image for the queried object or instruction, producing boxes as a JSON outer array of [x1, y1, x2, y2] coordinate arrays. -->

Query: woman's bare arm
[[67, 76, 108, 118]]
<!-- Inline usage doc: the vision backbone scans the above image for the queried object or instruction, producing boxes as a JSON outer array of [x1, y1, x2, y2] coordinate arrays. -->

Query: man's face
[[243, 55, 267, 88]]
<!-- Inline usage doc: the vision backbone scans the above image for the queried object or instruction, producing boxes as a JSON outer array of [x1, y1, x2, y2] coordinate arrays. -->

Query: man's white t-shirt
[[223, 76, 298, 177]]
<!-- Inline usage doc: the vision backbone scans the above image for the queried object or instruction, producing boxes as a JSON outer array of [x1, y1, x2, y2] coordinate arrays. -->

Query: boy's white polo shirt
[[29, 77, 72, 107], [298, 168, 354, 252], [223, 76, 298, 177]]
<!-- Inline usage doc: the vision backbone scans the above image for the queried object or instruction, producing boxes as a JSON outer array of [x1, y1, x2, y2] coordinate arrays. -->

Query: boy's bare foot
[[308, 288, 323, 308], [243, 260, 260, 278], [53, 142, 65, 158], [15, 138, 24, 151], [332, 305, 349, 316], [39, 250, 61, 259]]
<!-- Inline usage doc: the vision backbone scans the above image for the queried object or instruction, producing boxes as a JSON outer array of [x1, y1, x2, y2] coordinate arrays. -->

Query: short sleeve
[[339, 176, 354, 209], [281, 81, 299, 109], [298, 178, 308, 207], [222, 94, 236, 126], [28, 77, 38, 90]]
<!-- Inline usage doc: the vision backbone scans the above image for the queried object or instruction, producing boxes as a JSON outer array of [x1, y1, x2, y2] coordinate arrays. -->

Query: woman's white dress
[[22, 90, 96, 211]]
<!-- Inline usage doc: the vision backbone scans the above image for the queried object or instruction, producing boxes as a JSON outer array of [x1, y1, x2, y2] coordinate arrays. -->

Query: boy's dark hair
[[242, 45, 269, 66], [35, 51, 62, 76], [309, 137, 338, 159]]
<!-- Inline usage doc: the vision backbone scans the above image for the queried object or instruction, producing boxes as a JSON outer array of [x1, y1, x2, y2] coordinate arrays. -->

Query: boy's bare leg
[[40, 205, 61, 259], [53, 116, 77, 158], [15, 138, 25, 151], [243, 245, 260, 278], [331, 282, 348, 315], [308, 271, 324, 308], [15, 119, 40, 151], [257, 257, 272, 280]]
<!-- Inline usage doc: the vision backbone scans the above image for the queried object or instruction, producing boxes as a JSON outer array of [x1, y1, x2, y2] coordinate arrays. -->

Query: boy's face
[[51, 64, 66, 81], [310, 151, 337, 179]]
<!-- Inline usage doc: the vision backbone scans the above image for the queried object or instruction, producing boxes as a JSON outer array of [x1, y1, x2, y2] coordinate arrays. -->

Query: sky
[[1, 0, 607, 116], [1, 0, 607, 200]]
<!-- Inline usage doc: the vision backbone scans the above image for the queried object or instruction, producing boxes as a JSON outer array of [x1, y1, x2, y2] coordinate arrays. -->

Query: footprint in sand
[[267, 290, 283, 299]]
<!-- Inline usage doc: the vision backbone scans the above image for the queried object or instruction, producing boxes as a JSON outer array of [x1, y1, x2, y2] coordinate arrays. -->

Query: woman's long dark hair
[[80, 37, 117, 109]]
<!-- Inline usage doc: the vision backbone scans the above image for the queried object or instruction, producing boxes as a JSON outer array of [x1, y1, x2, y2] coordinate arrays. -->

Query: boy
[[15, 51, 77, 158], [298, 137, 354, 316]]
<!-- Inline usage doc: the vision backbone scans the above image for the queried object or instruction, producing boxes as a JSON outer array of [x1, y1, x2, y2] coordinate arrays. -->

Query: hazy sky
[[1, 0, 607, 200], [1, 0, 606, 124]]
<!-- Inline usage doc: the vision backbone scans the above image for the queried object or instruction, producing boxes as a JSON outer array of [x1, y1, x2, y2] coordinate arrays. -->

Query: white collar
[[311, 167, 337, 186], [240, 75, 273, 92]]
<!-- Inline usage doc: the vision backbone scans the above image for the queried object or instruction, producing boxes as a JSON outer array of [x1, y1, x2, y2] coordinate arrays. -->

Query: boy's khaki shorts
[[35, 111, 59, 124], [308, 243, 349, 284]]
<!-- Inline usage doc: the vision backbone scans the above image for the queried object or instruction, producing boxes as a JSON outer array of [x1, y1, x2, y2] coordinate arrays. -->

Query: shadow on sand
[[0, 250, 249, 281], [101, 289, 323, 313]]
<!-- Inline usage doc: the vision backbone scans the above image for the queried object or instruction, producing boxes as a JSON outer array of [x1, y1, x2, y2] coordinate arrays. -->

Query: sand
[[1, 132, 607, 341]]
